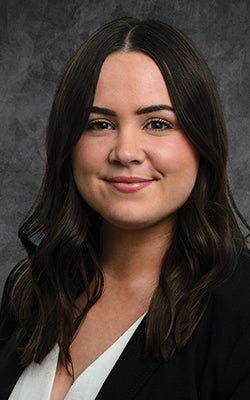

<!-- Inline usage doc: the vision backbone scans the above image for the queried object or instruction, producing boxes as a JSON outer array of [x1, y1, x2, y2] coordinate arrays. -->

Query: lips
[[105, 176, 155, 193]]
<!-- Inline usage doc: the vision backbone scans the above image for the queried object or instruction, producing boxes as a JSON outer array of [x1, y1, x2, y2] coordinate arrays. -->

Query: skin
[[72, 50, 199, 236], [51, 51, 199, 399]]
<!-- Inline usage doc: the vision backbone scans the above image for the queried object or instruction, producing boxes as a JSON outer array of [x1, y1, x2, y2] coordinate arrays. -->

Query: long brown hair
[[11, 17, 249, 368]]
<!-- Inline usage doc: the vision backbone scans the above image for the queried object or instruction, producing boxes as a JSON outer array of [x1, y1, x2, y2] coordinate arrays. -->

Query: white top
[[9, 314, 145, 400]]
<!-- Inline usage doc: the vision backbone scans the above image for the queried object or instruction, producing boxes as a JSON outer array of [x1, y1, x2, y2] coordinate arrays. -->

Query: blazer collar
[[96, 316, 162, 399], [0, 317, 162, 400]]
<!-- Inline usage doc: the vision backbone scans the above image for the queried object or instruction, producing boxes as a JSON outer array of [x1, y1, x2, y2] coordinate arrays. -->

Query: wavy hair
[[11, 17, 249, 368]]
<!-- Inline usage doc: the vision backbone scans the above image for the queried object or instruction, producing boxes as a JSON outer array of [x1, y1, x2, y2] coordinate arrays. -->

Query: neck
[[100, 220, 174, 286]]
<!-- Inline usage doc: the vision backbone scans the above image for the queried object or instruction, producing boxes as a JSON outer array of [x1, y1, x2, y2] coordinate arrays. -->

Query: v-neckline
[[95, 315, 163, 400], [64, 313, 147, 399]]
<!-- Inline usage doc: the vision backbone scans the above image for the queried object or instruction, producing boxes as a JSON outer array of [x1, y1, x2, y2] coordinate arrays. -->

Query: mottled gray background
[[0, 0, 249, 298]]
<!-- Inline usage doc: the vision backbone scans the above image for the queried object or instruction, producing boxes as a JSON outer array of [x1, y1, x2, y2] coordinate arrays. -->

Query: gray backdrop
[[0, 0, 249, 298]]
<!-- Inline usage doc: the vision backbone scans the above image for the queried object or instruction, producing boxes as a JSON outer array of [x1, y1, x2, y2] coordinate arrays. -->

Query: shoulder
[[211, 251, 250, 327], [193, 251, 250, 365], [1, 261, 27, 311], [214, 251, 250, 299], [209, 252, 250, 397], [204, 251, 250, 368], [0, 261, 27, 342], [195, 252, 250, 398], [0, 263, 28, 400]]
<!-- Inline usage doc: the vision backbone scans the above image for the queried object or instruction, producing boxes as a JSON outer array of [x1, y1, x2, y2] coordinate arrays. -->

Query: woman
[[0, 17, 250, 399]]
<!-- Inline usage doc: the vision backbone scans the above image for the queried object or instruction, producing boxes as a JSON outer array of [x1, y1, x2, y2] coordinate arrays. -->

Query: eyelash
[[86, 120, 114, 131], [145, 118, 173, 131], [86, 118, 173, 132]]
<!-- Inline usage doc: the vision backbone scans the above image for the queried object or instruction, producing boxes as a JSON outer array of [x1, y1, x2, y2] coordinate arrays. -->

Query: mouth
[[104, 176, 155, 193]]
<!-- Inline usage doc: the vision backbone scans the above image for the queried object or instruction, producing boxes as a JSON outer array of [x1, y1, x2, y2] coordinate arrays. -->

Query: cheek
[[155, 138, 199, 180], [72, 138, 100, 177]]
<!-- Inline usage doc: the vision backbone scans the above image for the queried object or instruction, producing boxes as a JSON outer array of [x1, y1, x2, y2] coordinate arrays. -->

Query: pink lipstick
[[105, 176, 154, 193]]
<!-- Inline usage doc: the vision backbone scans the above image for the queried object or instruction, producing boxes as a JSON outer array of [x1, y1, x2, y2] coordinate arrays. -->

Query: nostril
[[108, 142, 145, 165]]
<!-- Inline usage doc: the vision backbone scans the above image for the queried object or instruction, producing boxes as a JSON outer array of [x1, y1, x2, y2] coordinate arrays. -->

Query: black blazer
[[1, 252, 250, 399]]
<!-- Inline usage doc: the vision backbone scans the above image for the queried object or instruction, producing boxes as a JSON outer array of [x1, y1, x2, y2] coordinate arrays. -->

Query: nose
[[108, 129, 145, 166]]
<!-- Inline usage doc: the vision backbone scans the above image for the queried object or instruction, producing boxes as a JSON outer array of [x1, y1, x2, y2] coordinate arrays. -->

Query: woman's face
[[72, 51, 199, 232]]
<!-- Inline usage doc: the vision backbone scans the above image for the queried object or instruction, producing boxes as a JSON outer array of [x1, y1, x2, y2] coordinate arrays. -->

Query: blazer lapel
[[96, 317, 162, 400]]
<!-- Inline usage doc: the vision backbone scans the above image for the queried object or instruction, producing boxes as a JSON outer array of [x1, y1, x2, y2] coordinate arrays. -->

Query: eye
[[86, 120, 114, 131], [145, 119, 173, 131]]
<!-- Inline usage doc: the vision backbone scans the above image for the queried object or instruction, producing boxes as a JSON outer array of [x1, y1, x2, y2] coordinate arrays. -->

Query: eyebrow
[[88, 106, 115, 116], [88, 104, 175, 116], [137, 104, 175, 114]]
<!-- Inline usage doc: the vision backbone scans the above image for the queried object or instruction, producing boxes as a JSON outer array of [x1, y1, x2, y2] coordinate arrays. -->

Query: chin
[[101, 212, 176, 232], [100, 214, 152, 231]]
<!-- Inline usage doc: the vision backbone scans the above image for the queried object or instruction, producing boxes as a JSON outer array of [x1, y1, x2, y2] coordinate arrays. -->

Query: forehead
[[93, 51, 171, 107]]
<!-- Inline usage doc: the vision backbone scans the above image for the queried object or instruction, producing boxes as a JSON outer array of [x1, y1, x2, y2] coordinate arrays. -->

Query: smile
[[105, 176, 155, 193]]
